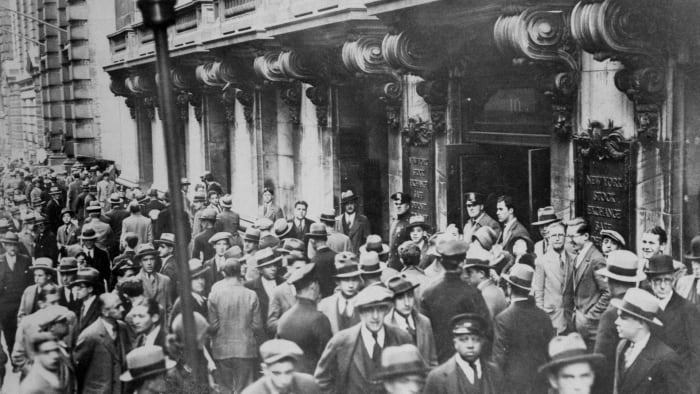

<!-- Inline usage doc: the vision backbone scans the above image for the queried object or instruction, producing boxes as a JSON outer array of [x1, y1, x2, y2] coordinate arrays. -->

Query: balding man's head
[[99, 293, 124, 321]]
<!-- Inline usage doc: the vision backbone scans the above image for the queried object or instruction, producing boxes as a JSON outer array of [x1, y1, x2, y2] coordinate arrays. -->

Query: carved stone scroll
[[306, 86, 329, 128], [280, 82, 302, 125]]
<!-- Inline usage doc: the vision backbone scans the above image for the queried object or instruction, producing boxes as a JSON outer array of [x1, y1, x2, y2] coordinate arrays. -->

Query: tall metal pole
[[136, 0, 204, 382]]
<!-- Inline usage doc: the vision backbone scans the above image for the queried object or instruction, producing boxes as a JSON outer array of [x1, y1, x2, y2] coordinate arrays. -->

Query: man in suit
[[462, 192, 501, 247], [314, 285, 413, 394], [259, 187, 285, 222], [463, 257, 508, 320], [169, 257, 209, 327], [134, 244, 172, 319], [70, 268, 103, 335], [216, 194, 240, 234], [120, 201, 153, 248], [420, 239, 490, 363], [202, 231, 233, 292], [336, 190, 371, 254], [127, 297, 166, 349], [644, 254, 700, 393], [277, 263, 333, 374], [493, 264, 555, 394], [539, 333, 605, 394], [19, 332, 64, 394], [0, 231, 33, 355], [374, 344, 429, 394], [267, 252, 307, 335], [57, 257, 80, 311], [80, 228, 112, 287], [154, 232, 178, 294], [424, 313, 504, 394], [495, 194, 531, 248], [611, 288, 690, 394], [191, 208, 218, 261], [104, 193, 129, 244], [385, 275, 438, 367], [242, 339, 321, 394], [318, 252, 362, 334], [311, 212, 350, 259], [45, 186, 63, 233], [309, 223, 339, 298], [530, 206, 560, 257], [388, 192, 412, 271], [532, 221, 571, 334], [563, 218, 610, 348], [245, 247, 284, 338], [593, 250, 646, 394], [74, 292, 130, 394], [289, 200, 314, 248], [208, 257, 264, 393], [56, 208, 80, 256], [34, 215, 59, 264]]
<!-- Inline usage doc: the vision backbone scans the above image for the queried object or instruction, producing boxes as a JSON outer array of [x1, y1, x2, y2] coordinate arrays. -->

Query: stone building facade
[[104, 0, 700, 257]]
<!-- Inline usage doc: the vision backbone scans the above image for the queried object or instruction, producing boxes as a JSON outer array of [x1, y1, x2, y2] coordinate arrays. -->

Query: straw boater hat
[[153, 233, 175, 248], [0, 231, 19, 244], [610, 288, 663, 326], [273, 218, 293, 238], [373, 344, 429, 381], [531, 206, 560, 227], [596, 250, 646, 282], [334, 252, 361, 278], [243, 228, 261, 243], [359, 251, 383, 276], [254, 248, 283, 268], [600, 229, 626, 247], [502, 263, 534, 292], [306, 223, 328, 239], [120, 346, 176, 382], [319, 212, 337, 224], [341, 190, 359, 204], [58, 257, 79, 273], [79, 228, 98, 241], [360, 234, 390, 255], [219, 195, 232, 209], [28, 258, 56, 274], [538, 333, 605, 373]]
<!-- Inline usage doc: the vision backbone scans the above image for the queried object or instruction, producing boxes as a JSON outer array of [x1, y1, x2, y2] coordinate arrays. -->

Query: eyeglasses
[[651, 277, 674, 285]]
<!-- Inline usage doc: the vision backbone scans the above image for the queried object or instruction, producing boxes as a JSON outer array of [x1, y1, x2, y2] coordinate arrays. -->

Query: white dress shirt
[[344, 213, 356, 228], [625, 332, 651, 369], [144, 325, 161, 346], [261, 277, 277, 297], [392, 310, 415, 331], [360, 325, 385, 356], [455, 354, 482, 383]]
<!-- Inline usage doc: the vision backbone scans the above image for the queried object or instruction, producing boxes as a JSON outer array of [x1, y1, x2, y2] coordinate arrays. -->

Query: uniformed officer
[[388, 192, 412, 271]]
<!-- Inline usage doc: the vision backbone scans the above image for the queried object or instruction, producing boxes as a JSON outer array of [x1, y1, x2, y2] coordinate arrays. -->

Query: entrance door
[[447, 144, 550, 233]]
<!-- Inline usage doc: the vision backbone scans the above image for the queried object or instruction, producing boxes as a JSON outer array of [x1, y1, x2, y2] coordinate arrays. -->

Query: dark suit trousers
[[215, 357, 255, 394], [0, 306, 19, 356]]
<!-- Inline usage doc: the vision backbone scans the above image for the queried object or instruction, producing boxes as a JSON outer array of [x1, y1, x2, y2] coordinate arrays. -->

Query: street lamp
[[136, 0, 205, 383]]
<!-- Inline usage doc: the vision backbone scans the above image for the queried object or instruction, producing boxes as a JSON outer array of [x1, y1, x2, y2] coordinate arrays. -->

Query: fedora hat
[[406, 215, 430, 231], [386, 275, 419, 297], [188, 258, 210, 279], [334, 252, 361, 278], [596, 250, 646, 283], [341, 190, 359, 204], [259, 234, 280, 249], [0, 231, 19, 244], [31, 196, 45, 206], [60, 208, 73, 217], [112, 258, 140, 274], [463, 257, 493, 271], [360, 234, 390, 255], [273, 219, 293, 238], [276, 238, 305, 255], [502, 263, 534, 291], [464, 192, 484, 205], [208, 232, 232, 245], [199, 208, 217, 221], [259, 339, 303, 365], [192, 191, 206, 202], [28, 258, 56, 274], [34, 213, 46, 224], [451, 313, 489, 337], [180, 177, 191, 186], [243, 228, 261, 243], [538, 333, 605, 373], [374, 344, 429, 381], [254, 217, 274, 231], [0, 218, 9, 230], [359, 251, 383, 276], [287, 263, 317, 286], [531, 206, 560, 227], [610, 288, 663, 326], [120, 346, 176, 382], [108, 193, 122, 205], [68, 268, 101, 287], [471, 227, 497, 251], [219, 195, 232, 208], [306, 223, 328, 238], [355, 285, 393, 310], [254, 247, 283, 268], [14, 195, 27, 204], [20, 212, 35, 224], [134, 243, 158, 260], [79, 228, 98, 241], [600, 229, 626, 247], [58, 257, 79, 273], [224, 245, 244, 259], [153, 233, 175, 247], [685, 235, 700, 261], [319, 212, 337, 224], [644, 254, 678, 276], [436, 239, 468, 259], [49, 186, 61, 195]]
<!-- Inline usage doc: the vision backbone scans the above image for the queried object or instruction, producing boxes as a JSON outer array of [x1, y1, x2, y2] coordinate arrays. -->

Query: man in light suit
[[335, 191, 371, 254], [611, 288, 689, 394], [134, 244, 172, 320], [495, 195, 531, 248], [532, 222, 571, 334], [258, 187, 285, 222], [318, 252, 362, 334], [120, 201, 152, 248], [74, 292, 131, 394], [314, 285, 413, 394], [462, 192, 500, 246], [385, 275, 437, 367], [563, 218, 610, 348], [245, 248, 285, 339]]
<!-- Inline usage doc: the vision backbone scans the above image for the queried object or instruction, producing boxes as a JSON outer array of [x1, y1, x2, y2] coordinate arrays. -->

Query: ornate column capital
[[381, 31, 441, 76]]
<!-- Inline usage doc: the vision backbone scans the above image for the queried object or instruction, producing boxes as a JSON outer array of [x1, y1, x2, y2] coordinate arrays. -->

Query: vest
[[456, 362, 483, 394], [345, 336, 384, 394]]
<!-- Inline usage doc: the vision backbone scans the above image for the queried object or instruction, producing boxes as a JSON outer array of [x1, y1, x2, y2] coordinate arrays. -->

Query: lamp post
[[136, 0, 204, 383]]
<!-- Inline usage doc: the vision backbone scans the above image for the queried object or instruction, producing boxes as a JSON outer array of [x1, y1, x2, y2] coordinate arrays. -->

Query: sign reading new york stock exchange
[[574, 139, 637, 249]]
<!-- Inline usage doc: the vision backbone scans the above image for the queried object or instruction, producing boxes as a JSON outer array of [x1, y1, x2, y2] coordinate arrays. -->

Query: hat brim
[[134, 250, 159, 260], [406, 222, 430, 231], [58, 267, 79, 273], [335, 271, 362, 279], [306, 233, 328, 238], [373, 364, 430, 381], [502, 274, 531, 292], [531, 218, 560, 227], [190, 265, 210, 279], [596, 267, 646, 283], [276, 226, 293, 239], [119, 359, 176, 382], [68, 278, 99, 288], [359, 244, 390, 255], [152, 240, 175, 247], [0, 239, 19, 244], [29, 266, 56, 273], [79, 235, 98, 241], [243, 236, 260, 243], [643, 267, 679, 276], [342, 196, 359, 204], [538, 353, 605, 374], [361, 268, 384, 275], [391, 282, 420, 296], [257, 256, 283, 268], [684, 254, 700, 261], [610, 298, 663, 326]]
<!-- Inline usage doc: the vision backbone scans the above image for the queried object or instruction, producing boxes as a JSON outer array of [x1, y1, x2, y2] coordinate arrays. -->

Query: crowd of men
[[0, 163, 699, 394]]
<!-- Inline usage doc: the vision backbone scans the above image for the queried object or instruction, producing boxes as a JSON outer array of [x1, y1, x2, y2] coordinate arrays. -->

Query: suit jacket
[[74, 318, 130, 394], [658, 292, 700, 391], [311, 246, 337, 298], [498, 219, 530, 247], [318, 292, 360, 335], [563, 243, 610, 326], [258, 203, 285, 222], [76, 296, 102, 335], [533, 249, 572, 334], [208, 278, 264, 359], [191, 227, 216, 261], [45, 198, 63, 233], [314, 323, 412, 394], [266, 282, 297, 336], [676, 274, 700, 303], [56, 222, 80, 248], [242, 372, 321, 394], [85, 246, 111, 288], [119, 213, 152, 247], [245, 276, 284, 338], [17, 283, 40, 320], [477, 279, 508, 320], [492, 298, 554, 394], [385, 310, 438, 367], [462, 212, 501, 246], [277, 297, 333, 374], [34, 230, 59, 263], [614, 336, 690, 394], [335, 213, 371, 254], [19, 363, 62, 394], [137, 270, 172, 316], [423, 356, 504, 394], [215, 209, 240, 235], [104, 207, 129, 239], [594, 304, 622, 394], [289, 218, 315, 246], [388, 212, 412, 271], [0, 253, 33, 310]]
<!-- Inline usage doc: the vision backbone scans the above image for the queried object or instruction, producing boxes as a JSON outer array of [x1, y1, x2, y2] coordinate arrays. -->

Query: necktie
[[468, 361, 479, 379], [690, 278, 700, 305], [623, 343, 635, 369], [403, 315, 416, 341], [371, 332, 381, 367], [80, 303, 86, 318]]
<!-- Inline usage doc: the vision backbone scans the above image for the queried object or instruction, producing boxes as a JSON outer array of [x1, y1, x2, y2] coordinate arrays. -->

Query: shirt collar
[[454, 354, 481, 380], [360, 324, 385, 348], [576, 242, 593, 263], [101, 318, 115, 338], [144, 325, 161, 345], [477, 278, 494, 291], [631, 331, 651, 353], [658, 292, 673, 310]]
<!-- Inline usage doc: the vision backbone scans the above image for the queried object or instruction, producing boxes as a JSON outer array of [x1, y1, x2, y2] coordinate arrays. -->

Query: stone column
[[187, 104, 205, 196], [230, 89, 258, 218], [203, 94, 231, 192], [151, 115, 167, 190]]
